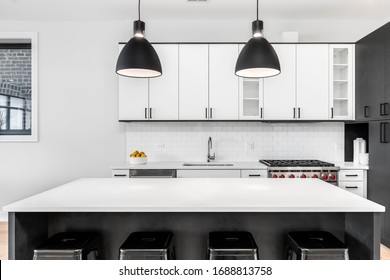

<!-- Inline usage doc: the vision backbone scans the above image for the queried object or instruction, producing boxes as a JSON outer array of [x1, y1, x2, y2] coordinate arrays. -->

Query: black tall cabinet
[[357, 22, 390, 246]]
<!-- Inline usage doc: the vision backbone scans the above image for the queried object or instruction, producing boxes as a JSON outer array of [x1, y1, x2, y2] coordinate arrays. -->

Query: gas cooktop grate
[[259, 160, 335, 167]]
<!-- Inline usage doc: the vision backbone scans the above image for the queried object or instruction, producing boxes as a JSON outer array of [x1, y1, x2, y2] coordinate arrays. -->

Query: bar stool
[[33, 232, 100, 260], [207, 231, 259, 260], [119, 232, 175, 260], [286, 231, 349, 260]]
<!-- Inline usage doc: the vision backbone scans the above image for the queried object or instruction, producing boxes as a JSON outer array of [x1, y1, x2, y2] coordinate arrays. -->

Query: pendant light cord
[[256, 0, 259, 20], [138, 0, 141, 20]]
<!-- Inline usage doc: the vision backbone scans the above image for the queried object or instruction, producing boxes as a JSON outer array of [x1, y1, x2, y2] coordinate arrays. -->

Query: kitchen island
[[3, 178, 385, 260]]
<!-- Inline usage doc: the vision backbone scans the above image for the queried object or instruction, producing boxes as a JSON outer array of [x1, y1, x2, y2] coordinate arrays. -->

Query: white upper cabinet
[[149, 44, 179, 120], [296, 44, 329, 120], [179, 44, 209, 120], [209, 44, 239, 120], [329, 44, 354, 120], [263, 44, 297, 120], [118, 45, 149, 120]]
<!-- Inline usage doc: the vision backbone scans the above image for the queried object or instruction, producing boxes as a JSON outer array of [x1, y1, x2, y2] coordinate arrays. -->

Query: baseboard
[[0, 212, 8, 222]]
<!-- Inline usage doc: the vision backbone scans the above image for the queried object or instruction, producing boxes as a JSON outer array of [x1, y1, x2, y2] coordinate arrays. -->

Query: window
[[0, 33, 37, 141]]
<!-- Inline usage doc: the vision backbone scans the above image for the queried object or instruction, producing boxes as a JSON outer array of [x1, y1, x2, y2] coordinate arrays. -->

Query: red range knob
[[329, 174, 336, 180], [272, 174, 278, 178], [279, 174, 285, 178], [322, 174, 329, 180], [289, 174, 295, 178], [301, 174, 307, 178], [312, 174, 319, 178]]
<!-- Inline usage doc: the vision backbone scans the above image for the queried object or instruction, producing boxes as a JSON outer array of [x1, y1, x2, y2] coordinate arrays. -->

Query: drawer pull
[[345, 174, 358, 177], [345, 186, 358, 189], [249, 174, 261, 177], [114, 174, 127, 177]]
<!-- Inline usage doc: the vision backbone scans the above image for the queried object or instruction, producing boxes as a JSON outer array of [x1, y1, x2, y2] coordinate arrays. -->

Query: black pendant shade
[[235, 0, 281, 78], [235, 35, 280, 78], [116, 0, 162, 78], [116, 35, 162, 78]]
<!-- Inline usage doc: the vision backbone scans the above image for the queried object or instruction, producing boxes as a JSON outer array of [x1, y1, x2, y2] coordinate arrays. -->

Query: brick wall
[[0, 48, 31, 98]]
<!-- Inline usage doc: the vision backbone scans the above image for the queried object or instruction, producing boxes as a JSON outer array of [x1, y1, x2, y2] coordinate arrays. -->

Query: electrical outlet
[[334, 143, 343, 151], [156, 143, 165, 151], [246, 142, 255, 151]]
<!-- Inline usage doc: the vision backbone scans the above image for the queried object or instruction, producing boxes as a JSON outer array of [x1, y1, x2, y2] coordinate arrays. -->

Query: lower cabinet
[[177, 170, 241, 178], [338, 169, 367, 198]]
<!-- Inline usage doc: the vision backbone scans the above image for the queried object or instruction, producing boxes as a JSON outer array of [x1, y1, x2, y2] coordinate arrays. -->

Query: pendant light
[[235, 0, 280, 78], [116, 0, 162, 78]]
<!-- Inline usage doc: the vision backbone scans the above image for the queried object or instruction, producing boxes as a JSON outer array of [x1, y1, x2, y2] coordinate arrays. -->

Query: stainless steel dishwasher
[[129, 169, 177, 178]]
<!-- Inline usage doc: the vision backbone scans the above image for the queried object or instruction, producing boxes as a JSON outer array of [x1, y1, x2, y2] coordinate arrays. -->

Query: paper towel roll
[[359, 139, 366, 154]]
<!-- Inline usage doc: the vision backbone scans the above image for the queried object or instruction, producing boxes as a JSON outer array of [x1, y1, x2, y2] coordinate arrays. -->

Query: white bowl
[[129, 157, 147, 165]]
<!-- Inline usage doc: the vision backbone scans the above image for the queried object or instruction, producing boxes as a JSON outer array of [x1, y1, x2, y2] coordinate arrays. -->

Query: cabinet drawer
[[339, 170, 364, 181], [241, 170, 268, 178], [338, 182, 364, 197], [112, 170, 130, 178]]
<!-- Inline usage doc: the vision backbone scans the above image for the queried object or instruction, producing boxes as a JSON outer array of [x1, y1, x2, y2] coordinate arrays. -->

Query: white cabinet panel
[[339, 182, 364, 197], [118, 45, 149, 120], [177, 170, 241, 178], [296, 44, 329, 120], [112, 170, 130, 178], [209, 44, 239, 120], [149, 44, 179, 120], [263, 44, 297, 120], [179, 44, 209, 120]]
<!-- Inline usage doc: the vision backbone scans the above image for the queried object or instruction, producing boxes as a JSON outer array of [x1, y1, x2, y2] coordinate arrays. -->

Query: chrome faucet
[[207, 137, 216, 162]]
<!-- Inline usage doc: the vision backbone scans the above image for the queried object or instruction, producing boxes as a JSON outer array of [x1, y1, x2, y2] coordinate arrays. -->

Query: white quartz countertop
[[3, 178, 384, 213], [112, 161, 268, 170]]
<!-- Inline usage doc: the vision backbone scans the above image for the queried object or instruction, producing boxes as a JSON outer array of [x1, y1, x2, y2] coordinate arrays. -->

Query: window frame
[[0, 32, 38, 142]]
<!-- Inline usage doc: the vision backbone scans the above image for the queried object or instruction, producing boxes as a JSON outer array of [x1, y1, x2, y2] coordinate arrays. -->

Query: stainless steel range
[[259, 160, 340, 185]]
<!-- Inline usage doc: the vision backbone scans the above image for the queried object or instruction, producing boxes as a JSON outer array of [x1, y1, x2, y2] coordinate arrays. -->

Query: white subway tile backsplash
[[125, 122, 345, 163]]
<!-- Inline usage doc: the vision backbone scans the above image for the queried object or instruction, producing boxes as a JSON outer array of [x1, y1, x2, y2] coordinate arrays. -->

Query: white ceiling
[[0, 0, 390, 21]]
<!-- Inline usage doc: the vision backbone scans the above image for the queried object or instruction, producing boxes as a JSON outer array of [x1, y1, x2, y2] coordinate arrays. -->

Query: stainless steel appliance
[[259, 160, 339, 185]]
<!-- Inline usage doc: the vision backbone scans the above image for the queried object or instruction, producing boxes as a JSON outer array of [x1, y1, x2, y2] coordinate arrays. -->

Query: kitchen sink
[[183, 162, 234, 167]]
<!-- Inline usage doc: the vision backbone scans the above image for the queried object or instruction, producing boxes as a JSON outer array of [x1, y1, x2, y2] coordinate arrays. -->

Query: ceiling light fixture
[[116, 0, 162, 78], [235, 0, 281, 78]]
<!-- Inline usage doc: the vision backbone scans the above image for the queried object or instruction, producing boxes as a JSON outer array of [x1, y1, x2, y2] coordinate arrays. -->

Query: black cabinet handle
[[298, 108, 301, 119], [345, 186, 358, 189], [345, 174, 358, 177], [331, 107, 334, 119], [205, 108, 208, 119], [293, 108, 296, 118], [384, 103, 389, 116], [384, 122, 389, 143], [249, 174, 261, 177], [380, 103, 385, 116], [380, 122, 384, 143], [210, 108, 213, 119], [260, 108, 263, 119], [114, 174, 127, 177], [149, 108, 152, 119], [145, 108, 148, 119], [364, 106, 369, 118]]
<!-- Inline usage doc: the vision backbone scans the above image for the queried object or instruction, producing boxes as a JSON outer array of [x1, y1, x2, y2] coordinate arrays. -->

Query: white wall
[[126, 122, 345, 163], [0, 21, 127, 216]]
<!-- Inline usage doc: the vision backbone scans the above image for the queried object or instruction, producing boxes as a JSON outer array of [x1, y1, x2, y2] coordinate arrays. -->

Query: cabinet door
[[149, 44, 179, 120], [263, 44, 296, 120], [368, 121, 387, 242], [209, 44, 239, 120], [296, 44, 329, 120], [356, 29, 386, 121], [179, 44, 209, 120], [118, 45, 148, 120]]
